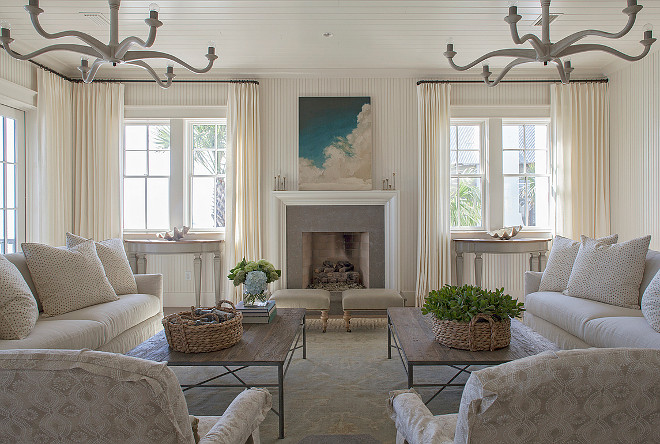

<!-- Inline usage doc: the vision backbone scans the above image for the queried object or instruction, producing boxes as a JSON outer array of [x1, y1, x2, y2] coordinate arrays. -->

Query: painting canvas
[[298, 97, 372, 190]]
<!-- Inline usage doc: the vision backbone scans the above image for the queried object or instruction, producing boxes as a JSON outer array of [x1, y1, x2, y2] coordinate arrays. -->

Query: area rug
[[173, 318, 467, 444], [298, 434, 381, 443]]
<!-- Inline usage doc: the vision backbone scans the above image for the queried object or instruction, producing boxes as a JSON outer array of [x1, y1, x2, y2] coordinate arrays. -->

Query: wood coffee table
[[127, 308, 306, 439], [387, 307, 559, 404]]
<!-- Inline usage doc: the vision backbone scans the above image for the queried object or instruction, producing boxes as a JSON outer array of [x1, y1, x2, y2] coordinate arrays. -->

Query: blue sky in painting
[[299, 97, 371, 169]]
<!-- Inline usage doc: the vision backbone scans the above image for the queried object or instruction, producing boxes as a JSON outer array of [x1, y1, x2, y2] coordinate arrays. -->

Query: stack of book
[[236, 300, 277, 324]]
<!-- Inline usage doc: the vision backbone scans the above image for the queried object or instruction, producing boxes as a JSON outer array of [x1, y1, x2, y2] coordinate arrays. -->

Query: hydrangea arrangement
[[228, 258, 281, 305]]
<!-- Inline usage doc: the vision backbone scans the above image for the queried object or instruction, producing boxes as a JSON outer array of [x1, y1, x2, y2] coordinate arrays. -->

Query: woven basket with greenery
[[422, 285, 524, 351]]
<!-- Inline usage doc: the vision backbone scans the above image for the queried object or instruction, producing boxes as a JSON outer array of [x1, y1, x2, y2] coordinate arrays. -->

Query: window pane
[[450, 151, 457, 174], [450, 126, 457, 150], [125, 151, 147, 176], [457, 126, 479, 149], [125, 125, 147, 150], [451, 177, 482, 227], [6, 118, 15, 163], [504, 176, 525, 226], [7, 209, 15, 253], [0, 210, 4, 251], [450, 178, 459, 227], [149, 125, 170, 150], [6, 164, 14, 208], [215, 177, 226, 228], [534, 125, 548, 150], [503, 150, 523, 174], [216, 125, 227, 149], [502, 125, 520, 149], [149, 150, 170, 176], [526, 177, 550, 227], [193, 125, 216, 150], [146, 178, 169, 230], [0, 118, 4, 162], [456, 150, 480, 174], [123, 178, 145, 230], [217, 150, 226, 175], [192, 177, 215, 228], [193, 150, 216, 175], [0, 167, 3, 207], [526, 150, 548, 174]]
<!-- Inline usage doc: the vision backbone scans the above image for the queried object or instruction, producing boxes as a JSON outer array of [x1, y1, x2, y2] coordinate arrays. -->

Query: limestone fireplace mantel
[[272, 190, 400, 291]]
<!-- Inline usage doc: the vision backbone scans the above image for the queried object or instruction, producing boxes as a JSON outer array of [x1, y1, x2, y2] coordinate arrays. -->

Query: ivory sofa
[[524, 249, 660, 349], [0, 252, 163, 353]]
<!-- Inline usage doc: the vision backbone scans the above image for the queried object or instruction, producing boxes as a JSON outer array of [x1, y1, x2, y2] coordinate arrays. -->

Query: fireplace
[[302, 232, 369, 290]]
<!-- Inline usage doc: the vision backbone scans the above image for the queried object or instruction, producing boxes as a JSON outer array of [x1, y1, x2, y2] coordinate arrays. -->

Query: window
[[450, 123, 484, 228], [122, 119, 227, 232], [0, 105, 24, 253], [503, 123, 550, 228], [123, 123, 171, 230], [190, 122, 227, 229]]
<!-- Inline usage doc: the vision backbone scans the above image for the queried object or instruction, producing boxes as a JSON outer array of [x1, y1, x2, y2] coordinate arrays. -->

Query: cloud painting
[[299, 97, 372, 190]]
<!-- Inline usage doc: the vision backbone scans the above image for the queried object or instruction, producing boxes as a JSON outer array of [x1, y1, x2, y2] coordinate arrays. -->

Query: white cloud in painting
[[299, 103, 372, 190]]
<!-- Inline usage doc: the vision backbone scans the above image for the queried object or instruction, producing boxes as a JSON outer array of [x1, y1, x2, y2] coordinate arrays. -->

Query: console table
[[124, 239, 223, 307], [453, 238, 551, 287]]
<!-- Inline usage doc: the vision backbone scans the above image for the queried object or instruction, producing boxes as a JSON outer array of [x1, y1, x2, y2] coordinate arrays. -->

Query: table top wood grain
[[388, 307, 558, 366], [127, 308, 305, 366]]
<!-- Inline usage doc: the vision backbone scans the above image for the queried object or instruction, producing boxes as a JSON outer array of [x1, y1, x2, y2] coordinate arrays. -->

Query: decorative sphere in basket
[[228, 258, 282, 306], [422, 285, 525, 351]]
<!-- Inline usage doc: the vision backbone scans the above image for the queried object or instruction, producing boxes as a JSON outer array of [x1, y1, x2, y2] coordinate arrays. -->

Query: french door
[[0, 104, 25, 253]]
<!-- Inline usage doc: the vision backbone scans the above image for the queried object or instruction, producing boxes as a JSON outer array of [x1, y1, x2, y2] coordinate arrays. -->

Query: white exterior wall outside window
[[0, 105, 25, 253]]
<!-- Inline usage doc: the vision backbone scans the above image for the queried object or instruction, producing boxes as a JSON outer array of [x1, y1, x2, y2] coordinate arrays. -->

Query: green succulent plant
[[421, 284, 525, 323]]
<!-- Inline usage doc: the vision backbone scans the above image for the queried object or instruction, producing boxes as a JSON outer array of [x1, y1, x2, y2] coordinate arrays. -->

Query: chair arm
[[199, 388, 272, 444], [524, 271, 543, 298], [388, 389, 456, 444], [135, 273, 163, 301]]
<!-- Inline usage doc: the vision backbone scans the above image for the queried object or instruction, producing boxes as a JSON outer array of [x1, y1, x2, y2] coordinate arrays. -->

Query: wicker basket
[[431, 314, 511, 351], [163, 300, 243, 353]]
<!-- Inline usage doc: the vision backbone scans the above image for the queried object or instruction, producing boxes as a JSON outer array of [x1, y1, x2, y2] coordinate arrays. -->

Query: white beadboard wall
[[609, 52, 660, 250], [0, 51, 36, 91]]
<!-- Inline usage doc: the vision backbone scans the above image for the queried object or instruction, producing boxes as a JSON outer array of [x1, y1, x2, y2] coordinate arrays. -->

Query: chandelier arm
[[0, 42, 103, 61], [125, 60, 173, 88], [551, 18, 638, 56], [115, 27, 159, 60], [124, 51, 216, 74], [27, 11, 110, 59], [557, 43, 653, 62], [507, 23, 545, 53], [81, 58, 106, 84], [550, 59, 569, 84], [448, 49, 536, 71], [484, 58, 534, 87]]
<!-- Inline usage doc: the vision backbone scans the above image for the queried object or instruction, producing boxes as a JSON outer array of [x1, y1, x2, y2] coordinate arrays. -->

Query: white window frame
[[450, 119, 487, 231], [0, 104, 25, 252]]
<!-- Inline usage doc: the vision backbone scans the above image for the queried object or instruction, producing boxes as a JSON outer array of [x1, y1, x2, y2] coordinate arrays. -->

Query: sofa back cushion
[[641, 250, 660, 297], [0, 349, 194, 444], [3, 252, 40, 311], [0, 256, 39, 339], [454, 348, 660, 444]]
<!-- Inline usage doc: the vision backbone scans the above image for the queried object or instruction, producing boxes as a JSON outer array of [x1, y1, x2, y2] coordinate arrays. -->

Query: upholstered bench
[[341, 289, 404, 332], [269, 289, 331, 332]]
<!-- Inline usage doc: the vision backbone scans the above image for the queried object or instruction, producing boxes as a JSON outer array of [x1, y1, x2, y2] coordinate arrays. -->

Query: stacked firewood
[[312, 260, 361, 286]]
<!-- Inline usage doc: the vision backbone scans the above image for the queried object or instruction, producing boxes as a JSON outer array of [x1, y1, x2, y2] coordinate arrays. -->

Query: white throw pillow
[[22, 241, 119, 316], [0, 255, 39, 339], [539, 234, 618, 292], [564, 235, 651, 308], [66, 233, 138, 295], [641, 271, 660, 333]]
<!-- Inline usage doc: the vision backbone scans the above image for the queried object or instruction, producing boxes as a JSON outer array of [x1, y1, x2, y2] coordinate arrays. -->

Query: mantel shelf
[[272, 190, 399, 206]]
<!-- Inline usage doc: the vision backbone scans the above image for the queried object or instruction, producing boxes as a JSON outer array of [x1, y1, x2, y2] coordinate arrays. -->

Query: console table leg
[[530, 252, 540, 272], [474, 253, 483, 288], [193, 253, 202, 307], [456, 252, 464, 286], [539, 251, 547, 271], [213, 252, 222, 304], [408, 364, 414, 389], [128, 252, 138, 274], [137, 254, 147, 275]]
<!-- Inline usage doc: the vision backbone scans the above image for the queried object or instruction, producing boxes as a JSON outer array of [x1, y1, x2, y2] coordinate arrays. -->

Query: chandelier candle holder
[[0, 0, 218, 88], [443, 0, 656, 87]]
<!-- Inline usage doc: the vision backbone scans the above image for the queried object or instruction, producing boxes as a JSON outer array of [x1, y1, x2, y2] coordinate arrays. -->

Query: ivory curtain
[[29, 70, 73, 245], [415, 83, 452, 307], [552, 83, 610, 239], [224, 83, 262, 303], [71, 82, 124, 240]]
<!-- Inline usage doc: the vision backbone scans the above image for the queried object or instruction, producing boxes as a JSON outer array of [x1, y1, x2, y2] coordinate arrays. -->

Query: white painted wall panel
[[0, 52, 36, 91], [609, 51, 660, 250]]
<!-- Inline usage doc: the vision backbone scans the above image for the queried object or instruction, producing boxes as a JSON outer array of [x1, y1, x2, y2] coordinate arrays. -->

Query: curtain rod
[[417, 79, 608, 85], [84, 79, 260, 85]]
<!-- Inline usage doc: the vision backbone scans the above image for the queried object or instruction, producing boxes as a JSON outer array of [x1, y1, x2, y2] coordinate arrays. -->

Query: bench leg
[[343, 310, 351, 332], [321, 310, 329, 333]]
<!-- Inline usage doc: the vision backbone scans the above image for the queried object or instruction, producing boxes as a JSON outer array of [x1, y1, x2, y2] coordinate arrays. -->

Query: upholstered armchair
[[0, 349, 272, 444], [389, 348, 660, 444]]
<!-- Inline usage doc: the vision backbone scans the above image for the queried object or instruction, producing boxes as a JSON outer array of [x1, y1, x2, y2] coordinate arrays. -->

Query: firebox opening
[[302, 232, 369, 291]]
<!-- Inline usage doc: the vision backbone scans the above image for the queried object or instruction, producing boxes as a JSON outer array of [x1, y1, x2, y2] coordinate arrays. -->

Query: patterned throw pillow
[[66, 233, 138, 295], [565, 235, 651, 308], [539, 234, 618, 292], [21, 241, 119, 316], [0, 256, 39, 339], [641, 272, 660, 332]]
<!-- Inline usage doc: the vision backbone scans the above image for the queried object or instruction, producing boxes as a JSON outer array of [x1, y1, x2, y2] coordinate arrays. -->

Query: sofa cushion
[[565, 235, 651, 308], [583, 316, 660, 349], [641, 250, 660, 296], [0, 318, 105, 350], [0, 255, 39, 339], [3, 252, 40, 310], [50, 293, 162, 342], [525, 291, 643, 340], [22, 241, 118, 316], [66, 233, 138, 295], [641, 271, 660, 333]]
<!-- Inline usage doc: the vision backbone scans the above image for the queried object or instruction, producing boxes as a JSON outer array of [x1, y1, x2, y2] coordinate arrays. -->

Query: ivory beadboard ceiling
[[1, 0, 659, 79]]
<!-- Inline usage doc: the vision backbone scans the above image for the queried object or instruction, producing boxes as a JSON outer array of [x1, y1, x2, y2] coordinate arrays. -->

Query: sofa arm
[[524, 271, 543, 298], [135, 274, 163, 301], [199, 388, 272, 444], [388, 389, 456, 444]]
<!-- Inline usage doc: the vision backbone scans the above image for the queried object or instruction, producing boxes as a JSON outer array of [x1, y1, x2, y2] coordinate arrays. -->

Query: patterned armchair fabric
[[390, 348, 660, 444], [0, 349, 271, 444]]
